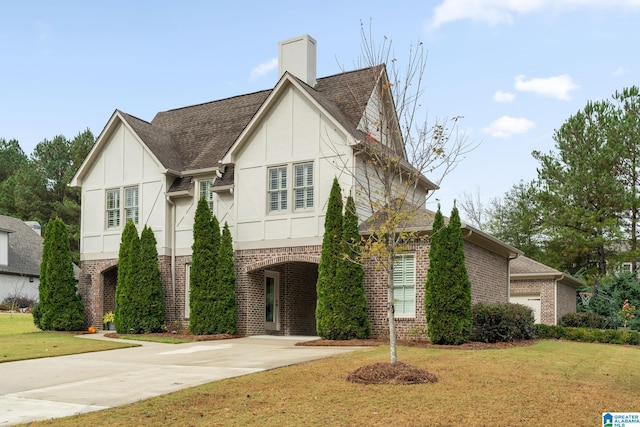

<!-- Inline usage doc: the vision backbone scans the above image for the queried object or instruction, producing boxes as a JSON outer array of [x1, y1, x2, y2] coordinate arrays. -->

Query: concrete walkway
[[0, 333, 363, 425]]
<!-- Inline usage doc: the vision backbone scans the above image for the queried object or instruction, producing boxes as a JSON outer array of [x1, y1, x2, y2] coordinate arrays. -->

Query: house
[[0, 215, 43, 305], [70, 35, 520, 337], [509, 255, 583, 325]]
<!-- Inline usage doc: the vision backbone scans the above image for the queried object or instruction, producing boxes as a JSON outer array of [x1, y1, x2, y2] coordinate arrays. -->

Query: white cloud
[[249, 58, 277, 81], [514, 74, 578, 100], [428, 0, 640, 30], [482, 116, 535, 138], [613, 66, 631, 76], [493, 90, 516, 103]]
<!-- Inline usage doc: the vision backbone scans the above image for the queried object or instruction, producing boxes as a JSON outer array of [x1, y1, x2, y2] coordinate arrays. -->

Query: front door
[[265, 271, 279, 330]]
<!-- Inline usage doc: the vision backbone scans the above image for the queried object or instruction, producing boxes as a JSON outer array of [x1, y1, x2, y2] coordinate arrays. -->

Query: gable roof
[[359, 204, 521, 259], [510, 256, 583, 288], [0, 215, 43, 277]]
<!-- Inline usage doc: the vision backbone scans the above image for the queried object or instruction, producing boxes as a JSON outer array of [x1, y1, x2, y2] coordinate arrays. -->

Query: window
[[621, 262, 633, 273], [106, 189, 120, 229], [294, 162, 313, 210], [199, 179, 215, 214], [106, 186, 139, 229], [393, 254, 416, 317], [268, 166, 287, 212], [124, 186, 139, 225]]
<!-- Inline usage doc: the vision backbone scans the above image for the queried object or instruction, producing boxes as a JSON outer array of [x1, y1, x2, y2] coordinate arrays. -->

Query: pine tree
[[316, 178, 344, 339], [213, 222, 237, 334], [38, 218, 85, 331], [138, 226, 165, 333], [189, 198, 217, 334], [115, 221, 138, 333], [332, 195, 370, 339]]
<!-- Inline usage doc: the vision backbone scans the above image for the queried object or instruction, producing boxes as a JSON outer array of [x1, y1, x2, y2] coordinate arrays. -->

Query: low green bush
[[560, 312, 609, 329], [535, 324, 640, 345], [471, 303, 536, 343]]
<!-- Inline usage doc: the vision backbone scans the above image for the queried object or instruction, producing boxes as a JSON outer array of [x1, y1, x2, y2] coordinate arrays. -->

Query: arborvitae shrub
[[560, 312, 609, 329], [471, 302, 535, 342], [138, 226, 165, 333], [213, 222, 237, 334]]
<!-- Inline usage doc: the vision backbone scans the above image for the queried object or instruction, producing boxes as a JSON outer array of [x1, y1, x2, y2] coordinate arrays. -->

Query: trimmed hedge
[[471, 302, 536, 343], [536, 324, 640, 346], [560, 312, 609, 329]]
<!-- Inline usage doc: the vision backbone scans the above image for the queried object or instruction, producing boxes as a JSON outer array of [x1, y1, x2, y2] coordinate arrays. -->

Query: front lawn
[[0, 313, 137, 362], [30, 340, 639, 426]]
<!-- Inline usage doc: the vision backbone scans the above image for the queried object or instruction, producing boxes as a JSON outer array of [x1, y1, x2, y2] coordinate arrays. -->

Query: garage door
[[510, 294, 541, 324]]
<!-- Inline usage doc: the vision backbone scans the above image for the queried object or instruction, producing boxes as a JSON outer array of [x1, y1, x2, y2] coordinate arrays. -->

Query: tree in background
[[332, 195, 370, 339], [0, 130, 95, 264], [37, 218, 85, 331], [213, 222, 237, 334], [189, 198, 218, 335], [316, 178, 344, 339], [115, 221, 138, 333], [137, 226, 165, 333]]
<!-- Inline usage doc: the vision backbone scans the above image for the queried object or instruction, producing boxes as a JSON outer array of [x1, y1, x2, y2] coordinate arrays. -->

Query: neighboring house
[[70, 34, 520, 337], [509, 256, 583, 325], [0, 215, 42, 305]]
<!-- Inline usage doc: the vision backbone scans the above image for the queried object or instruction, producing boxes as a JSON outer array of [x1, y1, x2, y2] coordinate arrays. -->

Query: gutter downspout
[[166, 195, 177, 321]]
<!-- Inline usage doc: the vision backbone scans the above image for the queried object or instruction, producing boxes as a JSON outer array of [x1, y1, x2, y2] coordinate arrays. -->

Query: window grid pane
[[124, 186, 139, 225], [200, 179, 214, 214], [293, 163, 313, 210], [267, 166, 287, 212], [106, 190, 120, 229]]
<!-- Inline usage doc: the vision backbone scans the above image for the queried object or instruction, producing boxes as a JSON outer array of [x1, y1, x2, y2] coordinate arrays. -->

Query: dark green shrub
[[560, 312, 609, 329], [534, 324, 640, 345], [471, 303, 536, 343], [212, 222, 237, 334], [137, 226, 165, 333]]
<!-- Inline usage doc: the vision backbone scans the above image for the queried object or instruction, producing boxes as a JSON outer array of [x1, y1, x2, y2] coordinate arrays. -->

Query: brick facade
[[80, 239, 510, 338]]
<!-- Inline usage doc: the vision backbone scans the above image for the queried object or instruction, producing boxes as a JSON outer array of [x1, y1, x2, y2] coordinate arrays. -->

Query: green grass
[[30, 340, 640, 426], [0, 313, 137, 362]]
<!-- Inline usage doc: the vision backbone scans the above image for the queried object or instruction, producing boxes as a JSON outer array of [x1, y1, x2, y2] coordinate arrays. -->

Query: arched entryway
[[102, 266, 117, 321], [243, 261, 318, 336]]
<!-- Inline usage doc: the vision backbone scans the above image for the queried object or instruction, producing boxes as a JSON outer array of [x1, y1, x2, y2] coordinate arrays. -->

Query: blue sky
[[1, 1, 639, 216]]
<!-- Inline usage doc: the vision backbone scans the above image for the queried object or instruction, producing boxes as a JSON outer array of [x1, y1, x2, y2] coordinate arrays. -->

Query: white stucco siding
[[79, 122, 168, 260], [0, 274, 39, 303], [233, 86, 353, 249]]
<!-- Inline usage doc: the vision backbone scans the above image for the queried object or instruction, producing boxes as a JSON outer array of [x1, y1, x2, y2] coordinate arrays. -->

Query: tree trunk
[[387, 252, 397, 364]]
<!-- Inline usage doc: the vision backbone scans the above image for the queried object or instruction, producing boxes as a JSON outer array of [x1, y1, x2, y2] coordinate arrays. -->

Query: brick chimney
[[278, 35, 317, 87]]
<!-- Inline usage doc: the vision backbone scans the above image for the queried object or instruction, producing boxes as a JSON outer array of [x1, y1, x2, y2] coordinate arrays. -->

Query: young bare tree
[[336, 24, 476, 364]]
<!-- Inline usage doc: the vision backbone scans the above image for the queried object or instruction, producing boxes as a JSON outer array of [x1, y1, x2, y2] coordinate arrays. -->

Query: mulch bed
[[346, 361, 439, 385]]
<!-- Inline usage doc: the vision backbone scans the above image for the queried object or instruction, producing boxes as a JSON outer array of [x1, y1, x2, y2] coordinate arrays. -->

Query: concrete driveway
[[0, 334, 363, 425]]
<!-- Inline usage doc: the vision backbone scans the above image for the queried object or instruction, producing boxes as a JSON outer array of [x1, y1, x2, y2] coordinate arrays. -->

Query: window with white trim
[[393, 254, 416, 317], [124, 186, 139, 225], [199, 179, 215, 214], [268, 166, 287, 212], [106, 189, 121, 229], [294, 162, 314, 210], [106, 186, 139, 229]]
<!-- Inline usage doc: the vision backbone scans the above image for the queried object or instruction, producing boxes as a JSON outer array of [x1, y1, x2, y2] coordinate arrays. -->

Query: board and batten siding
[[232, 86, 354, 250], [79, 122, 168, 261]]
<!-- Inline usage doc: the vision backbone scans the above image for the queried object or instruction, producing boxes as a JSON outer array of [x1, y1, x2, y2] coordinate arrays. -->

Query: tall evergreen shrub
[[189, 197, 218, 335], [316, 178, 343, 339], [115, 221, 137, 332], [137, 226, 165, 333], [38, 218, 85, 331], [331, 195, 370, 339], [213, 222, 237, 334]]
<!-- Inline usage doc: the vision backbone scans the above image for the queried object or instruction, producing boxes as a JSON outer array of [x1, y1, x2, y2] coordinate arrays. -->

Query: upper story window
[[268, 166, 288, 213], [294, 163, 314, 210], [393, 253, 416, 317], [106, 186, 139, 229], [199, 179, 215, 214], [267, 162, 314, 214]]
